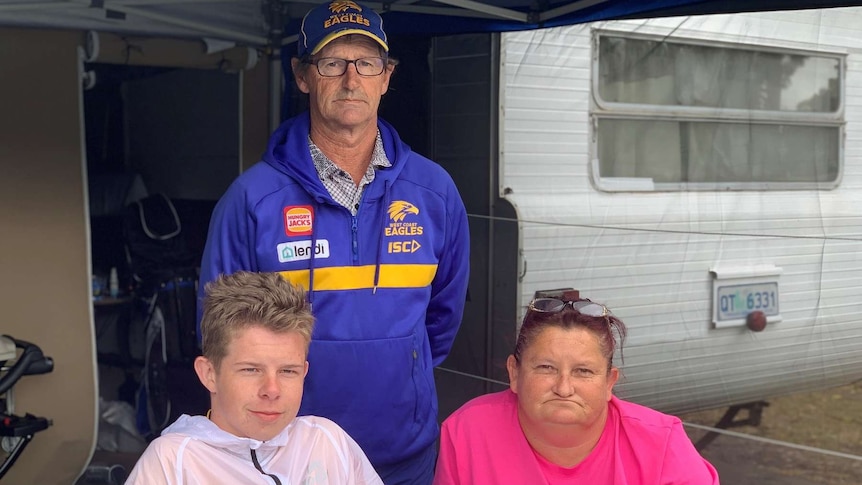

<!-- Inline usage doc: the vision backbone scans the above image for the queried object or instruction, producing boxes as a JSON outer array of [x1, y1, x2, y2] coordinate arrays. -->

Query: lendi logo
[[277, 240, 330, 263]]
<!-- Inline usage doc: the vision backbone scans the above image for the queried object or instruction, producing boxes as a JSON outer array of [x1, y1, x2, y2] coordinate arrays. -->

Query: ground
[[680, 380, 862, 485]]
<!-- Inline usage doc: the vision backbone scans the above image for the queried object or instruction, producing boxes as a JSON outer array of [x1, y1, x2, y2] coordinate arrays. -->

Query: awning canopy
[[1, 0, 860, 47]]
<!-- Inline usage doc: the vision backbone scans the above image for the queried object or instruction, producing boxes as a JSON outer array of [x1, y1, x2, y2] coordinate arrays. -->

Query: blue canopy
[[289, 0, 862, 36], [0, 0, 858, 47]]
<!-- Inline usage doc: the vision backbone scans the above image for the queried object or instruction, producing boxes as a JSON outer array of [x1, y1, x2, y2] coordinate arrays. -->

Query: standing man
[[197, 1, 470, 483]]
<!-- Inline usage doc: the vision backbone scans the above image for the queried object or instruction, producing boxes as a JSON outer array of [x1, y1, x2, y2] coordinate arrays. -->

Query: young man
[[127, 271, 382, 484], [198, 2, 470, 483]]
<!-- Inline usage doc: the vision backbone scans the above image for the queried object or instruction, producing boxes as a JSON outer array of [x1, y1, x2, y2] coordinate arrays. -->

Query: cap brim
[[310, 30, 389, 56]]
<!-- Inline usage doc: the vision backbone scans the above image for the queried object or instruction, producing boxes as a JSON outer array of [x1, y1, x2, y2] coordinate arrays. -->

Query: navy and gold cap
[[298, 1, 389, 57]]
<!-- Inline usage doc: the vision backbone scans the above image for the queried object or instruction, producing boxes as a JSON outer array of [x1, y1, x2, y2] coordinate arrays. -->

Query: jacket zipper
[[250, 449, 282, 485], [351, 215, 359, 263]]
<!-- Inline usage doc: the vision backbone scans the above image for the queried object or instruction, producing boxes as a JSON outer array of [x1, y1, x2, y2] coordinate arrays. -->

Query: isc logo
[[388, 240, 421, 254]]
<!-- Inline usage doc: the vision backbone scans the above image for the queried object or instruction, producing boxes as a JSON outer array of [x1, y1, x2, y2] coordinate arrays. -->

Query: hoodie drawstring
[[372, 180, 391, 294], [307, 201, 319, 309]]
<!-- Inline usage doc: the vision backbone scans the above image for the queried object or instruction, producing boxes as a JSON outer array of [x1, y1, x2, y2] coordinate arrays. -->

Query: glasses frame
[[516, 297, 626, 368], [527, 298, 611, 318], [304, 56, 389, 77]]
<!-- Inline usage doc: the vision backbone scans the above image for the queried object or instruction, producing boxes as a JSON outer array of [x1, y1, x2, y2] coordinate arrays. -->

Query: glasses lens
[[573, 301, 607, 317], [317, 58, 346, 76], [355, 57, 385, 76], [530, 298, 567, 313]]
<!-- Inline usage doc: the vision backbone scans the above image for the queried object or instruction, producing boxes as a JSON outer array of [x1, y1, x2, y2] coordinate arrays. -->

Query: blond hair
[[200, 271, 314, 369]]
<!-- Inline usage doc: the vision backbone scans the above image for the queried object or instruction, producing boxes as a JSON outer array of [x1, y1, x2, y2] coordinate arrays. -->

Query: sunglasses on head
[[528, 298, 611, 318]]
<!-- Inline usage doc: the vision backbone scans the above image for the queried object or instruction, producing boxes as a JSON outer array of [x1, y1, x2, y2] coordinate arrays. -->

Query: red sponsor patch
[[284, 206, 313, 236]]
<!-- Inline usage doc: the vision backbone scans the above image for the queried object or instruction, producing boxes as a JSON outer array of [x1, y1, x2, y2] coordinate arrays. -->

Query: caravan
[[481, 8, 862, 414]]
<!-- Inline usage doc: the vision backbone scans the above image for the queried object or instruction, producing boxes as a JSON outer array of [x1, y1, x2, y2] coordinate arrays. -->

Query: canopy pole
[[0, 1, 81, 12], [265, 0, 284, 133], [429, 0, 529, 22], [108, 4, 269, 45], [269, 49, 282, 133], [540, 0, 609, 22]]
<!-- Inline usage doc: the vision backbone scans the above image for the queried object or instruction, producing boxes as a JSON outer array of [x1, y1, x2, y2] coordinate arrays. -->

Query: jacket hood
[[261, 112, 410, 204], [163, 415, 293, 455]]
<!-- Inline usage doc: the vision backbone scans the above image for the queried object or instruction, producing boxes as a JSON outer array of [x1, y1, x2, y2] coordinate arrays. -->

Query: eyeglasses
[[305, 57, 388, 77], [528, 298, 611, 318]]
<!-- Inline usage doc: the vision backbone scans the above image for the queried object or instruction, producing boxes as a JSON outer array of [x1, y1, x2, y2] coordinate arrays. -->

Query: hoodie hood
[[261, 112, 410, 205], [261, 112, 410, 296], [163, 415, 293, 456]]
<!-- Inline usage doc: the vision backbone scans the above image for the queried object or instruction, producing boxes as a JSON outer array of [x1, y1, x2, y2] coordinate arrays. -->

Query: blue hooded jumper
[[198, 112, 470, 467]]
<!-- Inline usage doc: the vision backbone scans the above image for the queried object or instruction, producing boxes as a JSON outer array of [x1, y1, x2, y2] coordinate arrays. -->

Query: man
[[197, 1, 470, 483], [127, 271, 382, 484]]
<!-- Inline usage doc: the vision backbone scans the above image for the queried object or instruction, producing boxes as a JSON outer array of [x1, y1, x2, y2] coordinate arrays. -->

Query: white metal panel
[[0, 0, 268, 45], [501, 7, 862, 414]]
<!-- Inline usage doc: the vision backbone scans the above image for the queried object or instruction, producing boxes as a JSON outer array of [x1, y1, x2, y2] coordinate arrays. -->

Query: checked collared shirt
[[309, 131, 391, 216]]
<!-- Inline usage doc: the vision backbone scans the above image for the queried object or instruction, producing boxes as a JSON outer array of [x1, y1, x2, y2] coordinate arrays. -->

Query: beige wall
[[0, 28, 96, 483], [242, 55, 271, 172], [0, 27, 273, 483]]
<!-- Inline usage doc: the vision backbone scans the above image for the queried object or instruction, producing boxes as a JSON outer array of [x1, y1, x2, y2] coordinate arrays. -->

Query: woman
[[433, 297, 719, 484]]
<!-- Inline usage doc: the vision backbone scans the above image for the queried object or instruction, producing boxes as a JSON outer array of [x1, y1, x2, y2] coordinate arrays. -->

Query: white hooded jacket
[[125, 414, 383, 485]]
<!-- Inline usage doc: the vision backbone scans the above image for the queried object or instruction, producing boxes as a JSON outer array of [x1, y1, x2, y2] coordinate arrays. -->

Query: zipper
[[351, 215, 359, 263], [250, 449, 282, 485]]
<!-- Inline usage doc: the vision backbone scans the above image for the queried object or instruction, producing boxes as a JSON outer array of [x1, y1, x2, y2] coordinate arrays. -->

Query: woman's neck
[[520, 410, 608, 468]]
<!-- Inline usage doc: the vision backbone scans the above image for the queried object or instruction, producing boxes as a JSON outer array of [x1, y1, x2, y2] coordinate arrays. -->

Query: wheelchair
[[0, 335, 54, 480]]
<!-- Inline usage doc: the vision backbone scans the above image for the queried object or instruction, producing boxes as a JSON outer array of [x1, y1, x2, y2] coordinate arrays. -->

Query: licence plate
[[716, 282, 779, 322]]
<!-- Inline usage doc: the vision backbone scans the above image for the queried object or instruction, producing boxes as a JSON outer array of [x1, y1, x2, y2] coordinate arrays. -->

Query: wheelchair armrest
[[0, 336, 53, 395]]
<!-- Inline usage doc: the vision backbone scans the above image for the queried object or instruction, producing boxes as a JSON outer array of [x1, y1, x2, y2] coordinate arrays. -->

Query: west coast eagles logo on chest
[[386, 201, 424, 254]]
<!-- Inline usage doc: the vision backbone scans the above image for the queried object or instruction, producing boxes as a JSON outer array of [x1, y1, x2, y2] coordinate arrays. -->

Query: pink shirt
[[433, 390, 719, 485]]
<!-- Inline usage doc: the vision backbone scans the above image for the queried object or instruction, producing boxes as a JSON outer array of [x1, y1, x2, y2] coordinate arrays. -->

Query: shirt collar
[[310, 130, 391, 180]]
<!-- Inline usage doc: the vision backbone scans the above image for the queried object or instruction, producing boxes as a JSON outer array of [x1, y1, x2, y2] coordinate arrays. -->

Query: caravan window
[[592, 32, 844, 190]]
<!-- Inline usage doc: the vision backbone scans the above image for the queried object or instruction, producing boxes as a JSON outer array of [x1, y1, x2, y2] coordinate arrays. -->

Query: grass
[[680, 381, 862, 485]]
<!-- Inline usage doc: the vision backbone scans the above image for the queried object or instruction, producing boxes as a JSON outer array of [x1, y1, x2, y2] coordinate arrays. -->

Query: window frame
[[590, 29, 846, 192]]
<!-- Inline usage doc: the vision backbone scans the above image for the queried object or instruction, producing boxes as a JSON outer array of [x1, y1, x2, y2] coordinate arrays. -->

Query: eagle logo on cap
[[388, 201, 419, 222], [330, 0, 362, 13]]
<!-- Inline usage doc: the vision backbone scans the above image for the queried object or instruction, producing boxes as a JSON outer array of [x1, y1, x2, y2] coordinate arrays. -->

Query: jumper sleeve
[[431, 418, 461, 485], [425, 181, 470, 366], [307, 418, 383, 485], [196, 181, 259, 338], [660, 422, 721, 485], [124, 439, 182, 485]]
